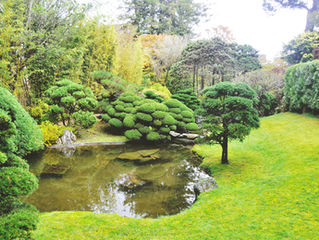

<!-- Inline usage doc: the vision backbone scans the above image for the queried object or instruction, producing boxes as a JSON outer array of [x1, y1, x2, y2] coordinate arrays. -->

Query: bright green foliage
[[152, 111, 167, 119], [137, 103, 156, 113], [0, 87, 43, 156], [165, 99, 182, 108], [181, 110, 194, 118], [146, 132, 161, 141], [0, 88, 41, 240], [199, 82, 260, 164], [282, 31, 319, 64], [285, 60, 319, 113], [171, 88, 200, 110], [138, 126, 151, 134], [46, 80, 97, 128], [72, 111, 97, 129], [136, 112, 153, 122], [109, 118, 123, 128], [124, 129, 142, 140], [144, 90, 164, 103], [186, 123, 198, 131], [39, 121, 72, 146], [27, 100, 50, 123], [102, 92, 198, 142], [123, 115, 136, 128], [102, 114, 111, 122]]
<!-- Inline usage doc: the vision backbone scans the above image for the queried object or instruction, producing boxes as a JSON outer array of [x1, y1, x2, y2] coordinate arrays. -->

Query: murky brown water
[[24, 144, 215, 218]]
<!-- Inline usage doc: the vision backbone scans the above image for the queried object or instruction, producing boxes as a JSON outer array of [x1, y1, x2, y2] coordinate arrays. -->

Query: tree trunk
[[192, 65, 196, 92], [305, 0, 319, 31], [201, 75, 205, 90], [221, 135, 229, 164], [196, 68, 199, 95]]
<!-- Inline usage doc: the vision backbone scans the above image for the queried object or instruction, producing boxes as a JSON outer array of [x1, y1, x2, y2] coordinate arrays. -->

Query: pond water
[[24, 144, 215, 218]]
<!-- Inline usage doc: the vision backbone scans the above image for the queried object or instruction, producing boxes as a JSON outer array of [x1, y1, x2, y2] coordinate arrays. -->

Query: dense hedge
[[285, 60, 319, 113], [0, 87, 41, 239], [102, 92, 198, 141]]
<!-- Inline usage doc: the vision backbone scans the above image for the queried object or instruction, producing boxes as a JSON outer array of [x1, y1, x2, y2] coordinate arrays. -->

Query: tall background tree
[[263, 0, 319, 31], [121, 0, 206, 35]]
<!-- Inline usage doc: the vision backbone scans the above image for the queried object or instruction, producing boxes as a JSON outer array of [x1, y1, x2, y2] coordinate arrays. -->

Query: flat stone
[[117, 150, 160, 163], [169, 131, 181, 137], [137, 149, 160, 157], [180, 133, 199, 139]]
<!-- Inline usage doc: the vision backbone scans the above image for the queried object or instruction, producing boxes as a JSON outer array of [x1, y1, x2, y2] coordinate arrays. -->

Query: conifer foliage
[[0, 87, 43, 239], [198, 82, 260, 164]]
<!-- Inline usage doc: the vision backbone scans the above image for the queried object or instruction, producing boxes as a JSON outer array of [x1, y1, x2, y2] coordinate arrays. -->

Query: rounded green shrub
[[155, 103, 169, 112], [106, 106, 116, 116], [102, 114, 111, 122], [123, 115, 136, 128], [115, 104, 125, 112], [170, 113, 183, 120], [163, 115, 176, 125], [183, 117, 194, 123], [146, 132, 161, 141], [165, 99, 182, 108], [109, 118, 123, 128], [169, 108, 181, 114], [125, 129, 142, 140], [72, 111, 97, 129], [133, 100, 142, 106], [181, 110, 193, 118], [154, 120, 162, 126], [186, 122, 198, 131], [139, 126, 151, 134], [160, 127, 170, 133], [121, 95, 136, 103], [152, 111, 167, 119], [114, 112, 126, 119], [137, 103, 156, 113], [136, 112, 153, 122], [177, 122, 186, 128], [170, 125, 177, 131]]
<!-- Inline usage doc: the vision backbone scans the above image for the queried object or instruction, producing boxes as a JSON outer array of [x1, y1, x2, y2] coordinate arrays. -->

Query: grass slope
[[33, 113, 319, 240]]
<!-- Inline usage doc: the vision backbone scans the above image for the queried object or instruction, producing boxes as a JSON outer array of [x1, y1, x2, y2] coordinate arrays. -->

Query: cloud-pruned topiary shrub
[[45, 80, 97, 128], [101, 92, 198, 142]]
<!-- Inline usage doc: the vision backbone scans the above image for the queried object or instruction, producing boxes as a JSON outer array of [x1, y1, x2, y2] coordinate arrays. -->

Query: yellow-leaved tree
[[112, 25, 144, 85]]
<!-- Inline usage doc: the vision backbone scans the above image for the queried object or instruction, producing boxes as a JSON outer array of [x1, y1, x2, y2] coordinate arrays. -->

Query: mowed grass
[[33, 113, 319, 240]]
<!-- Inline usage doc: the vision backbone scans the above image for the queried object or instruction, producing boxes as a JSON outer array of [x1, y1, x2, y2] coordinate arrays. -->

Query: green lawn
[[33, 113, 319, 240]]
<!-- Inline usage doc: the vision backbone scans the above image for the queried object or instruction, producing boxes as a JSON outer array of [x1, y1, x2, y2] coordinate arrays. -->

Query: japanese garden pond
[[24, 144, 216, 218]]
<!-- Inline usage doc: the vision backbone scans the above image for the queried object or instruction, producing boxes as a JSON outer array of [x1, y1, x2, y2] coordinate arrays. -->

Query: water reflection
[[24, 144, 216, 218]]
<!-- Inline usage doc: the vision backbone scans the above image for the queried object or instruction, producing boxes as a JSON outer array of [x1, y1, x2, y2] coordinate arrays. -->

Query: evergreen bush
[[0, 87, 42, 239], [285, 60, 319, 113]]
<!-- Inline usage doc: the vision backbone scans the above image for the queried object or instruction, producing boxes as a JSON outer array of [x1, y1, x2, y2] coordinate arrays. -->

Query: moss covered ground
[[33, 113, 319, 239]]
